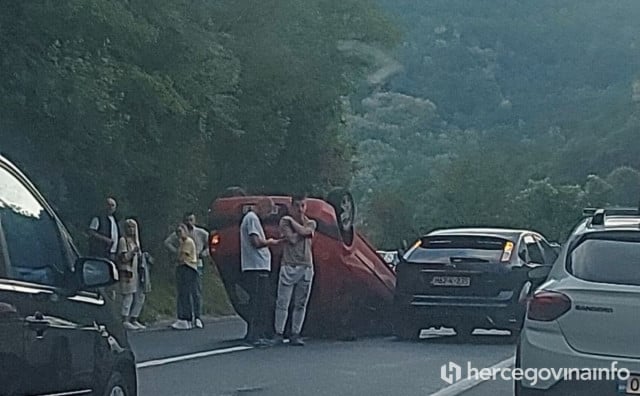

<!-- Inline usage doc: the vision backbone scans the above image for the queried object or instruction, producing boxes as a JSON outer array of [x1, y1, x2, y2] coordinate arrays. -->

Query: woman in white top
[[117, 218, 147, 330]]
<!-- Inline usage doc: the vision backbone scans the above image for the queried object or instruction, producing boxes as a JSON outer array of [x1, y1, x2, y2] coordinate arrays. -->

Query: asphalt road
[[129, 317, 517, 396]]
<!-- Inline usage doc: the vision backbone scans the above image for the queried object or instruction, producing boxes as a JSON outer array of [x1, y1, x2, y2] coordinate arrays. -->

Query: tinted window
[[524, 235, 545, 264], [406, 236, 508, 264], [569, 234, 640, 286], [536, 236, 558, 263], [0, 166, 68, 285]]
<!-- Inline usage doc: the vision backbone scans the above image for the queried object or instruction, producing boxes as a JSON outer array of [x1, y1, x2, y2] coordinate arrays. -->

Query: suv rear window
[[406, 235, 509, 264], [569, 232, 640, 286]]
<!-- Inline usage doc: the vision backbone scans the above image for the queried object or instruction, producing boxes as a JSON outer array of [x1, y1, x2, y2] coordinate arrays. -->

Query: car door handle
[[25, 311, 50, 338]]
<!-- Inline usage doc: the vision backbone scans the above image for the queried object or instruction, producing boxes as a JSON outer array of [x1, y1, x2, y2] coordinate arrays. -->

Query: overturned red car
[[207, 189, 396, 337]]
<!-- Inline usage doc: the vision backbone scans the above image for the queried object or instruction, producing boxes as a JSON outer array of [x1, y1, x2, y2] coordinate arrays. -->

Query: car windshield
[[569, 233, 640, 286], [406, 236, 508, 264]]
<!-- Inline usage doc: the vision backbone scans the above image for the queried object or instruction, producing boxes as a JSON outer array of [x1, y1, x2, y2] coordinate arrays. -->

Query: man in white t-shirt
[[88, 197, 120, 261], [240, 197, 281, 345]]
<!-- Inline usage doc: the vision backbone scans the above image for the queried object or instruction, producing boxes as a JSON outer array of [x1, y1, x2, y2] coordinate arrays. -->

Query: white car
[[516, 208, 640, 395]]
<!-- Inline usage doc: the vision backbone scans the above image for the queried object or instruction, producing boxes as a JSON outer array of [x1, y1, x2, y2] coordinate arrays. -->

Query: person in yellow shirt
[[171, 223, 200, 330]]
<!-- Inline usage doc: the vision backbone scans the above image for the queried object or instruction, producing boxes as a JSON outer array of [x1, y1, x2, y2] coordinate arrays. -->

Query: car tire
[[455, 324, 475, 340], [103, 371, 129, 396], [393, 319, 422, 340], [514, 376, 547, 395], [513, 340, 543, 396], [326, 188, 355, 246]]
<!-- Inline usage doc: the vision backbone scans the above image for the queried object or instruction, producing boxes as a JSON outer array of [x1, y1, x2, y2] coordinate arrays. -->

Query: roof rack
[[584, 207, 640, 227]]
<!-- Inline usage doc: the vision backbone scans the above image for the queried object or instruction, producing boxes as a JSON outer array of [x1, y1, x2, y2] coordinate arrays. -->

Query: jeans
[[176, 265, 200, 321], [196, 261, 204, 315], [243, 270, 271, 341]]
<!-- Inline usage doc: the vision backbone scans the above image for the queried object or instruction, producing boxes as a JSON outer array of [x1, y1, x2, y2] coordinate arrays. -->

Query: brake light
[[501, 241, 514, 262], [209, 232, 220, 255], [527, 291, 571, 321]]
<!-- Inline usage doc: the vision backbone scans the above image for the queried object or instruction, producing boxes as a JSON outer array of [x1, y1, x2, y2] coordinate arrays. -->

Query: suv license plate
[[431, 276, 471, 287], [626, 375, 640, 394]]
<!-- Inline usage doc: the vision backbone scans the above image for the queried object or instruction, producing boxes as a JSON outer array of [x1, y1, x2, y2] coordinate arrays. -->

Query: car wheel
[[455, 324, 475, 340], [103, 371, 129, 396], [513, 341, 543, 396], [514, 375, 546, 395], [393, 319, 422, 340], [327, 188, 355, 246]]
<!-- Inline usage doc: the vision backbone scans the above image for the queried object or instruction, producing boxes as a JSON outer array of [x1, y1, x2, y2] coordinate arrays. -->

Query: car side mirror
[[528, 266, 551, 281], [77, 258, 118, 289]]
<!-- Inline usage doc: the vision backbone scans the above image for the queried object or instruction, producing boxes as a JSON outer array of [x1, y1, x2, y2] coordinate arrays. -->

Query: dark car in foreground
[[0, 155, 136, 396], [208, 189, 396, 338], [393, 228, 559, 340]]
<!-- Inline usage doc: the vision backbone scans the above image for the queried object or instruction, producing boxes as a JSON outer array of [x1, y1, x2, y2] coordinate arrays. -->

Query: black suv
[[393, 228, 559, 340], [0, 155, 137, 395]]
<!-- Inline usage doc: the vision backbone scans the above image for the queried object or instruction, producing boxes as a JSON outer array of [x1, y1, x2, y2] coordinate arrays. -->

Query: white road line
[[136, 345, 254, 369], [428, 356, 515, 396]]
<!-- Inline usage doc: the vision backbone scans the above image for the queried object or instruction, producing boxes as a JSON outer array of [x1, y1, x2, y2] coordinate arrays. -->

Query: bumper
[[518, 321, 640, 394], [396, 290, 524, 328]]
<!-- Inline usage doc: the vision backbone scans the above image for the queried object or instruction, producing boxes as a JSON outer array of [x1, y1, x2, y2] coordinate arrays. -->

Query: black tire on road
[[326, 188, 356, 246], [102, 371, 129, 396], [455, 324, 475, 340], [513, 341, 547, 396], [393, 318, 422, 341]]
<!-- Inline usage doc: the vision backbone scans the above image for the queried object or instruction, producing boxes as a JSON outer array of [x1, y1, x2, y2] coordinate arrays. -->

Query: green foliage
[[349, 0, 640, 246], [0, 0, 396, 318]]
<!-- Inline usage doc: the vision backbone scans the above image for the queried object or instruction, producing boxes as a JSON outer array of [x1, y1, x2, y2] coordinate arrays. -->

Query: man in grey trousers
[[273, 195, 317, 346]]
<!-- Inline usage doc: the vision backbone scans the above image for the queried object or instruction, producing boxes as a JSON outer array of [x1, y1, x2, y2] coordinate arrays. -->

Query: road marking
[[136, 345, 253, 369], [428, 356, 515, 396]]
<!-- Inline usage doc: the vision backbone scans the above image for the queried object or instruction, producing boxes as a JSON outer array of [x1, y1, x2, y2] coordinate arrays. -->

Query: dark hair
[[291, 194, 308, 204], [183, 211, 195, 221]]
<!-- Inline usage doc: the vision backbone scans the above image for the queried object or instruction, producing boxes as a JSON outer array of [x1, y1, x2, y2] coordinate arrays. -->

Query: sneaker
[[271, 333, 285, 345], [290, 334, 305, 346], [194, 318, 204, 329], [131, 320, 146, 330], [171, 320, 192, 330], [123, 321, 138, 331], [252, 338, 273, 348]]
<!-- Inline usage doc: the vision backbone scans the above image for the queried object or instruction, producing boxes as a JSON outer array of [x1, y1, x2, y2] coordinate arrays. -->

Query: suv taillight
[[527, 291, 571, 321]]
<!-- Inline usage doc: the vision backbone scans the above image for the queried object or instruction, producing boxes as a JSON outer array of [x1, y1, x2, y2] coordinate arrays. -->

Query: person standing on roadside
[[88, 197, 120, 261], [171, 223, 200, 330], [273, 195, 316, 346], [117, 219, 147, 330], [240, 197, 281, 346], [164, 212, 209, 328]]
